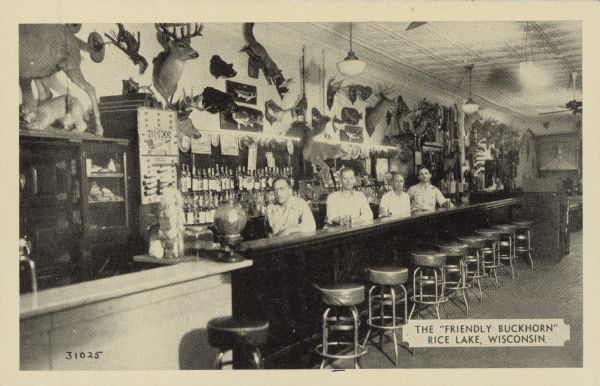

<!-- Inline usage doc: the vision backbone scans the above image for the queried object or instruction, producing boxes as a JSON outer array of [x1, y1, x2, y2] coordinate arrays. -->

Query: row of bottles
[[183, 191, 233, 225], [180, 164, 295, 194]]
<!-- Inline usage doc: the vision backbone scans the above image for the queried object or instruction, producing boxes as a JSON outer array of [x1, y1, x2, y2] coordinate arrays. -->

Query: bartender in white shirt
[[378, 172, 411, 218], [326, 168, 373, 225], [266, 177, 316, 237], [407, 167, 453, 212]]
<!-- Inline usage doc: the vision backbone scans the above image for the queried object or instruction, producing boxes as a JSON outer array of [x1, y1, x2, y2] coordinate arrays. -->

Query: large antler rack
[[155, 23, 203, 43]]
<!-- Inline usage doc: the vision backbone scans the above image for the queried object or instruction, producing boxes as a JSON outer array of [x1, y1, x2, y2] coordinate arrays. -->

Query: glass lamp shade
[[337, 51, 366, 77], [461, 98, 480, 114]]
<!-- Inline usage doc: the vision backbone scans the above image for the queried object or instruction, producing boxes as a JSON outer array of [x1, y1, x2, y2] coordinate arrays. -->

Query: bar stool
[[457, 235, 488, 302], [409, 250, 448, 320], [315, 283, 368, 369], [437, 242, 470, 316], [474, 228, 503, 289], [493, 223, 518, 278], [207, 316, 269, 369], [363, 266, 409, 365], [513, 220, 534, 270]]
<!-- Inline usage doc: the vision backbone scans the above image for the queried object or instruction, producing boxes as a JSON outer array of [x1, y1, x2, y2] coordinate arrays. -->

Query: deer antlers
[[155, 23, 203, 46]]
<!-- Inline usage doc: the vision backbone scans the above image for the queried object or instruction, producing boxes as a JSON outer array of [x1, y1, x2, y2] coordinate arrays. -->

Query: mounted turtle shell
[[88, 32, 105, 63]]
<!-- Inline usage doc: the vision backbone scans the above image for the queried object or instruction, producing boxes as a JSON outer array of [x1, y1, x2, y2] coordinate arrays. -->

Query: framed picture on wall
[[226, 80, 257, 105], [220, 105, 264, 132]]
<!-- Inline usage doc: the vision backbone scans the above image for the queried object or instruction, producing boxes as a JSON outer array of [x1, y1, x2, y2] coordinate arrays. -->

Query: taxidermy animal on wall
[[327, 78, 373, 110], [19, 24, 105, 136], [122, 78, 155, 97], [210, 55, 237, 79], [171, 89, 202, 139], [198, 87, 236, 114], [105, 23, 148, 75], [264, 96, 306, 125], [152, 23, 203, 107], [241, 23, 290, 99], [333, 107, 362, 126], [20, 94, 87, 132], [365, 86, 399, 138]]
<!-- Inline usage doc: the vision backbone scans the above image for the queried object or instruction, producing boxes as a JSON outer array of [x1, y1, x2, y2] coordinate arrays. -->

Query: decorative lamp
[[461, 64, 480, 114], [337, 23, 366, 77]]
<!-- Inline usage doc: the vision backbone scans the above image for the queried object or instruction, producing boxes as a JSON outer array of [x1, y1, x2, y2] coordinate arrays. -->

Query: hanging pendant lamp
[[337, 22, 366, 77], [462, 64, 480, 114]]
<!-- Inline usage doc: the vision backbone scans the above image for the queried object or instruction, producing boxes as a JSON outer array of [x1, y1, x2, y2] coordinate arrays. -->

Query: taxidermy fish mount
[[105, 23, 148, 74], [241, 23, 290, 99]]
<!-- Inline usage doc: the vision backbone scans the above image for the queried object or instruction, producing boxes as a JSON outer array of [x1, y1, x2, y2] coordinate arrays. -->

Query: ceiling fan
[[539, 71, 582, 116], [406, 22, 427, 31]]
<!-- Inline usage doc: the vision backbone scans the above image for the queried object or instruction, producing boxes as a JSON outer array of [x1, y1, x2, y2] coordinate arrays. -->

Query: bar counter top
[[237, 197, 521, 254], [20, 257, 252, 319]]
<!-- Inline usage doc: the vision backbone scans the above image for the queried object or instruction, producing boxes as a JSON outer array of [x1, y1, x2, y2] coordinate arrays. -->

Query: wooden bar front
[[231, 198, 521, 368]]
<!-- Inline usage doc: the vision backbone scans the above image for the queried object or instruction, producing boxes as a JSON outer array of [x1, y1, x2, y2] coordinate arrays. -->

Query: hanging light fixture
[[462, 64, 480, 114], [337, 22, 366, 77]]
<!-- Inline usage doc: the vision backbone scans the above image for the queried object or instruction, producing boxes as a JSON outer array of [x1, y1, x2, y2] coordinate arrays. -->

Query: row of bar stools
[[207, 317, 270, 369], [474, 228, 504, 289], [363, 266, 409, 365], [494, 223, 518, 278], [513, 221, 534, 269], [315, 283, 368, 369], [457, 235, 488, 302], [409, 250, 448, 320], [437, 242, 470, 316]]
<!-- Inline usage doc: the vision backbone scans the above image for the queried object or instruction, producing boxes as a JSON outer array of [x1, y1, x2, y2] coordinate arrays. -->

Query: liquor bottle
[[214, 164, 222, 193], [236, 166, 243, 192], [253, 170, 261, 191], [190, 164, 197, 192], [260, 169, 267, 191], [201, 169, 208, 192], [180, 164, 187, 192]]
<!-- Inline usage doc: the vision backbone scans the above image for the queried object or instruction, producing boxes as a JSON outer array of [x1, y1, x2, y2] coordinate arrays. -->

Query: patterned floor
[[330, 231, 583, 369]]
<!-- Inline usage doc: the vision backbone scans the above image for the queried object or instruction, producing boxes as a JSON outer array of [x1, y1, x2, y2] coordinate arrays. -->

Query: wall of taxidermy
[[20, 23, 543, 145]]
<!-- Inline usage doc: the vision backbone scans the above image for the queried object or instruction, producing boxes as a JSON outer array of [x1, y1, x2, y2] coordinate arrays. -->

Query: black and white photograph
[[226, 80, 258, 105], [4, 1, 600, 385]]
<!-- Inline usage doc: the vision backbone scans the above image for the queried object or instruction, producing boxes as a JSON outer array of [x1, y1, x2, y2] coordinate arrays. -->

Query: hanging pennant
[[247, 143, 258, 171], [191, 132, 212, 154], [220, 134, 239, 156]]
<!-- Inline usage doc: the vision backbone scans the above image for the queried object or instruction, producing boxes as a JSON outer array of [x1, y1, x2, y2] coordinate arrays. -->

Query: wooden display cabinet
[[19, 131, 132, 289]]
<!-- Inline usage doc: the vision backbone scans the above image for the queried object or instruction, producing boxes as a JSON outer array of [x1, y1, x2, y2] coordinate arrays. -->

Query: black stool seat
[[411, 250, 447, 267], [475, 228, 503, 241], [512, 220, 534, 229], [368, 266, 409, 285], [207, 317, 269, 349], [318, 283, 365, 306], [458, 235, 487, 249], [437, 242, 468, 256], [493, 224, 517, 234]]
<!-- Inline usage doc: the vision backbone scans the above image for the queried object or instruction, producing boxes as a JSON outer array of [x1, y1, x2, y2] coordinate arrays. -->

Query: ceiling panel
[[296, 21, 582, 118]]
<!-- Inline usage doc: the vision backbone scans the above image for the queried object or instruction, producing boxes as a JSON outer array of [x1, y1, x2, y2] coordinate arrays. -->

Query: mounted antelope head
[[152, 23, 203, 107]]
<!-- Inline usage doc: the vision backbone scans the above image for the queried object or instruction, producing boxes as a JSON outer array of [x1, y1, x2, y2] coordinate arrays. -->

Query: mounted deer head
[[152, 23, 203, 107]]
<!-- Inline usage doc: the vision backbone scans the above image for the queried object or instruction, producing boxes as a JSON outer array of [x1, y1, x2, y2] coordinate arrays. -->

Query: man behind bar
[[326, 167, 373, 225], [266, 177, 316, 237], [379, 172, 411, 218], [407, 167, 453, 212]]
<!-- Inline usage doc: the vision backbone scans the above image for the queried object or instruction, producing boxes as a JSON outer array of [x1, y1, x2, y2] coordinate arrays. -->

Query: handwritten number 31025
[[65, 351, 103, 359]]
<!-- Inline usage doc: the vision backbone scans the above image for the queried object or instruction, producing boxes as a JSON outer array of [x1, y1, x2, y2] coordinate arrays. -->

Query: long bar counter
[[231, 197, 521, 368]]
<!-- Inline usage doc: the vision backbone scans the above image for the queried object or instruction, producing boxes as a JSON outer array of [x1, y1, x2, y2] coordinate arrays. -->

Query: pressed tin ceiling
[[282, 21, 582, 118]]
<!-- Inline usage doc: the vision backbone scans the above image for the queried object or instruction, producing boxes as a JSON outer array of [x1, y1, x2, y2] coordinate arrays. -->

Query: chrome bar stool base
[[363, 266, 410, 365], [437, 242, 470, 316], [315, 284, 367, 369], [207, 317, 269, 369], [409, 251, 448, 320]]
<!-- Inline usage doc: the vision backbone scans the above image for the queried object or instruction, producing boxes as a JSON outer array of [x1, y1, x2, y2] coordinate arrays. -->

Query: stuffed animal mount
[[327, 78, 373, 110], [20, 94, 88, 133], [19, 24, 105, 136], [152, 23, 203, 107], [241, 23, 290, 99], [105, 23, 148, 74]]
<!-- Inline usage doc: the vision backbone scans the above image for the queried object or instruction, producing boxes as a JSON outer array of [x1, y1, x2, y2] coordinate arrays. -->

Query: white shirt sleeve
[[299, 199, 317, 232], [357, 192, 373, 222]]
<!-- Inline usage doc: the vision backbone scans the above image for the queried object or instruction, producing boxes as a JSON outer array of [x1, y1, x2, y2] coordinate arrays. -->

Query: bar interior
[[19, 21, 583, 370]]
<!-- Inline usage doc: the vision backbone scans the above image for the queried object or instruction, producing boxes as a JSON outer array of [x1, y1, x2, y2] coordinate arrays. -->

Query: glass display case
[[81, 143, 129, 234]]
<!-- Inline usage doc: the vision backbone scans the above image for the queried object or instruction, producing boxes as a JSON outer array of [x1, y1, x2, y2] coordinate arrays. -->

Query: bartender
[[265, 177, 316, 237], [379, 172, 411, 218], [407, 167, 452, 212], [326, 168, 373, 225]]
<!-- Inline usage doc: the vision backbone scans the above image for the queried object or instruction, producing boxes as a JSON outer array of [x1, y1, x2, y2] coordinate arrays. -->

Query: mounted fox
[[19, 24, 105, 136]]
